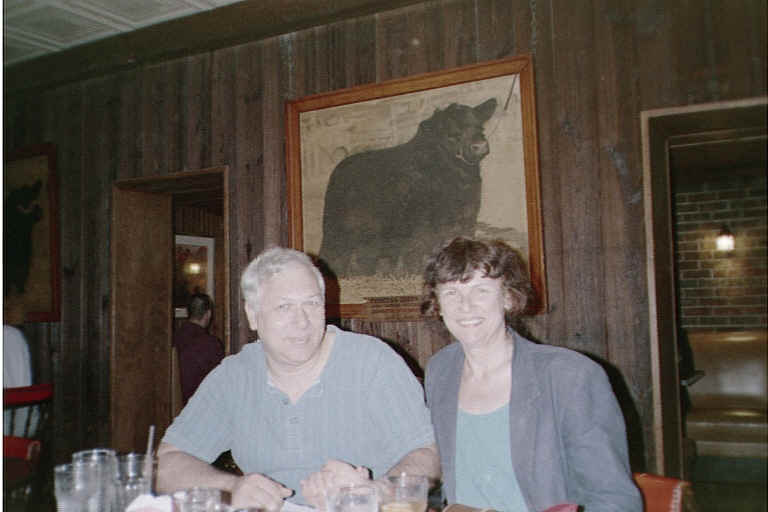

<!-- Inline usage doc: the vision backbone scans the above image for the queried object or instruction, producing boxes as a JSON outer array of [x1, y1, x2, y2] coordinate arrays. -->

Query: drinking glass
[[327, 484, 378, 512], [113, 476, 150, 511], [72, 448, 118, 512], [171, 487, 223, 512], [116, 452, 158, 493], [379, 474, 428, 512], [54, 462, 98, 512]]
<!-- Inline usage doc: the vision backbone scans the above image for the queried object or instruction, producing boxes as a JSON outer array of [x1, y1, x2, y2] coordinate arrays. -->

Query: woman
[[423, 237, 642, 512]]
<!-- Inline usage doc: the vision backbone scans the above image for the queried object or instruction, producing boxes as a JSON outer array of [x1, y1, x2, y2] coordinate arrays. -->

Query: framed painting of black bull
[[286, 55, 545, 319], [3, 143, 60, 322]]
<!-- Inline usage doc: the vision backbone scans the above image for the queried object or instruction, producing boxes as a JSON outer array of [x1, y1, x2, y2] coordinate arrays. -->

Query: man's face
[[245, 262, 326, 368]]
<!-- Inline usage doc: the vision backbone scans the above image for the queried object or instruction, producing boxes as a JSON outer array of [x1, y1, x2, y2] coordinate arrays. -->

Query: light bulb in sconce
[[186, 262, 202, 274], [716, 226, 735, 252]]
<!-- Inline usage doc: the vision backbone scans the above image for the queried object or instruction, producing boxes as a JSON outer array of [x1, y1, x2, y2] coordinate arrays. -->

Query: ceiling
[[3, 0, 246, 67]]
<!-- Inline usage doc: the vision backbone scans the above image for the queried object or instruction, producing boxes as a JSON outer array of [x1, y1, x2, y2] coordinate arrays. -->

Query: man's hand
[[300, 460, 370, 510], [231, 473, 293, 512]]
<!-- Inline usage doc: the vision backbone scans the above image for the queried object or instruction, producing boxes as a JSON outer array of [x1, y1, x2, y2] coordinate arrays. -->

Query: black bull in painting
[[319, 98, 497, 277]]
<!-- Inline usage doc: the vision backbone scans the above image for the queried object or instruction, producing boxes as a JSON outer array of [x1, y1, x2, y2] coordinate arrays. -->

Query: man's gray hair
[[240, 246, 325, 312]]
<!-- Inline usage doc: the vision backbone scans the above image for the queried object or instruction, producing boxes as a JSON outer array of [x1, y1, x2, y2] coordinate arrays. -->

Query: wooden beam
[[3, 0, 424, 95]]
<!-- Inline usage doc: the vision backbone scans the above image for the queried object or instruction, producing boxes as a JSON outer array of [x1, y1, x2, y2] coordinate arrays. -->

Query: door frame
[[641, 97, 767, 476], [110, 166, 229, 451]]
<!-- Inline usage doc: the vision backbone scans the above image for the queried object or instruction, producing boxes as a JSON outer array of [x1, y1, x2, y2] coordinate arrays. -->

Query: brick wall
[[673, 172, 767, 331]]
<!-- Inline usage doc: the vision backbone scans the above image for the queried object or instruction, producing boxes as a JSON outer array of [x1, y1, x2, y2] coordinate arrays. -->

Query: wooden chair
[[634, 472, 698, 512], [3, 383, 54, 512]]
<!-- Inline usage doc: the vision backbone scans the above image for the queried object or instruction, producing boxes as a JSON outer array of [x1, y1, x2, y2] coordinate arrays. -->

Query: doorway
[[110, 166, 229, 454], [641, 97, 767, 477]]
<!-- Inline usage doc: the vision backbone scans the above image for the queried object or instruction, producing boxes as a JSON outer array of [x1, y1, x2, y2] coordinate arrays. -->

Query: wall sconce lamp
[[716, 225, 735, 252]]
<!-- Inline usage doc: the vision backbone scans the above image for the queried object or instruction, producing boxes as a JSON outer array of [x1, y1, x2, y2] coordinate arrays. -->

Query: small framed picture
[[173, 235, 214, 318]]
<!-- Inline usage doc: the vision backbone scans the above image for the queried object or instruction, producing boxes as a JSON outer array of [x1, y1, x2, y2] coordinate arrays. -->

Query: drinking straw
[[144, 424, 155, 492]]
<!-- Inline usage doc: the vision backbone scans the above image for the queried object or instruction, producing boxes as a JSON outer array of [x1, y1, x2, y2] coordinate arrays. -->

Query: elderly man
[[158, 247, 439, 510]]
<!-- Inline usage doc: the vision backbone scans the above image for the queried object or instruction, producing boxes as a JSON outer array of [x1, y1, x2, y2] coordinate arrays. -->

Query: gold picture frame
[[286, 56, 545, 319]]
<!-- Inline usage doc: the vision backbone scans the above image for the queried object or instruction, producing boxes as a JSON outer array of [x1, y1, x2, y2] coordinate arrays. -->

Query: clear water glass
[[113, 475, 150, 510], [72, 448, 118, 512], [380, 474, 428, 512], [171, 487, 223, 512], [327, 484, 378, 512], [116, 452, 158, 493], [54, 462, 97, 512]]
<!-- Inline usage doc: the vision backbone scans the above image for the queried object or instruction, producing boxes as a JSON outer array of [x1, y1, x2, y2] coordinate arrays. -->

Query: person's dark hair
[[187, 293, 213, 321], [421, 237, 532, 321]]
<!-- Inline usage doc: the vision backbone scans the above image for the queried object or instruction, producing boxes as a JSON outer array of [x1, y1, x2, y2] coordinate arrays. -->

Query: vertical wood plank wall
[[4, 0, 766, 471]]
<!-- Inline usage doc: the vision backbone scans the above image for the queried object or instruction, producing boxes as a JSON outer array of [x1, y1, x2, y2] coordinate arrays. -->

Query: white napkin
[[123, 493, 314, 511], [282, 501, 315, 512], [125, 494, 172, 512]]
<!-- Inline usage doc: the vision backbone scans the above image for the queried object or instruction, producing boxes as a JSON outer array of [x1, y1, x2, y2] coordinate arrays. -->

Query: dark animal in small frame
[[319, 98, 497, 277], [4, 180, 43, 296]]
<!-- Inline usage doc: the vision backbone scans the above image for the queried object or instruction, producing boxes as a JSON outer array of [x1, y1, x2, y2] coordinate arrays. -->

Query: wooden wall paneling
[[116, 69, 143, 181], [547, 3, 606, 356], [287, 26, 324, 99], [632, 3, 684, 111], [210, 47, 241, 349], [7, 91, 45, 150], [141, 62, 181, 177], [180, 54, 213, 171], [434, 0, 477, 69], [3, 97, 19, 150], [592, 0, 651, 473], [376, 4, 416, 80], [709, 0, 767, 99], [326, 22, 348, 92], [476, 0, 531, 61], [399, 3, 433, 75], [41, 83, 85, 461], [374, 1, 455, 80], [671, 2, 721, 105], [262, 38, 287, 250], [310, 26, 333, 95], [523, 0, 563, 345], [342, 317, 453, 378], [81, 75, 120, 446], [342, 17, 377, 88], [230, 41, 266, 350]]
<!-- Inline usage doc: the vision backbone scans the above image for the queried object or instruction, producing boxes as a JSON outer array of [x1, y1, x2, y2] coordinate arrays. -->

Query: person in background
[[158, 246, 439, 510], [3, 299, 33, 436], [174, 293, 225, 405], [422, 237, 642, 512]]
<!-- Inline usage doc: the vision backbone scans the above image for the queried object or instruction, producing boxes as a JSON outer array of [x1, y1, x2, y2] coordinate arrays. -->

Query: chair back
[[3, 383, 54, 511], [634, 472, 697, 512], [4, 382, 53, 439]]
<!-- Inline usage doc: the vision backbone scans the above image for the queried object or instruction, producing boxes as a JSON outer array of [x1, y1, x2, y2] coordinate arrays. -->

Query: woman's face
[[436, 271, 510, 350]]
